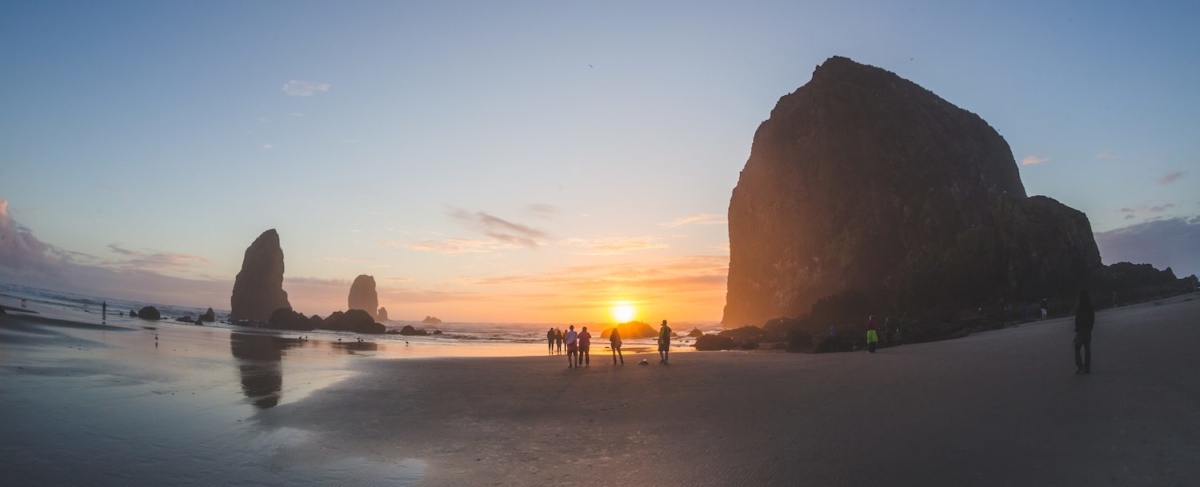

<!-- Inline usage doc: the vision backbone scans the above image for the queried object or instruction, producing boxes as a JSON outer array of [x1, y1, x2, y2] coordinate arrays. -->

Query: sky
[[1, 0, 1198, 324]]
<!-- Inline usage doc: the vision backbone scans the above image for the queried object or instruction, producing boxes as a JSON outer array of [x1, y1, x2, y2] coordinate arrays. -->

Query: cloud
[[1095, 150, 1112, 160], [98, 184, 129, 196], [104, 244, 212, 274], [262, 144, 274, 150], [448, 208, 549, 248], [0, 199, 65, 274], [256, 116, 271, 123], [402, 238, 517, 255], [1117, 203, 1176, 219], [560, 236, 669, 255], [1020, 155, 1050, 166], [1156, 170, 1184, 185], [289, 112, 305, 117], [282, 80, 331, 97], [1095, 216, 1200, 278], [659, 213, 726, 227], [525, 203, 559, 220]]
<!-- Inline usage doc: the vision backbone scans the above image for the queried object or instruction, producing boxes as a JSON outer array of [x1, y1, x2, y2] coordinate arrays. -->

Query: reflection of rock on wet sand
[[230, 333, 299, 409]]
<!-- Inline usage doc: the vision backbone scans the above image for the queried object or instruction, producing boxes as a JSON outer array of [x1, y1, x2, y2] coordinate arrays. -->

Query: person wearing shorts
[[658, 320, 672, 364], [565, 325, 579, 368]]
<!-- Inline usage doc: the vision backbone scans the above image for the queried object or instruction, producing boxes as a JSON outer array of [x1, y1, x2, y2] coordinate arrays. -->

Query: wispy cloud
[[525, 203, 559, 220], [659, 213, 726, 227], [1118, 203, 1176, 220], [282, 80, 331, 97], [98, 184, 129, 196], [401, 238, 518, 255], [256, 116, 271, 123], [448, 208, 549, 248], [560, 236, 669, 255], [289, 112, 305, 117], [104, 244, 211, 273], [1156, 170, 1184, 185], [262, 144, 274, 150], [1095, 150, 1113, 160], [1021, 155, 1050, 166]]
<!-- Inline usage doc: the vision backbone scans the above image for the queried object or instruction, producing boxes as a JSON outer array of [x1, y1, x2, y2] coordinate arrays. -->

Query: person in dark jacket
[[1074, 291, 1095, 375]]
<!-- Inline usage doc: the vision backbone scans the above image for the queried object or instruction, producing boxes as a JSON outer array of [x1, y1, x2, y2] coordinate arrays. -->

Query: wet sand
[[2, 294, 1199, 486]]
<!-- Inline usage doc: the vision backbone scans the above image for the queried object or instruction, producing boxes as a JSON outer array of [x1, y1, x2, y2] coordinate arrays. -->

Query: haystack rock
[[230, 229, 291, 323], [723, 56, 1101, 326], [347, 275, 379, 320], [377, 307, 388, 321]]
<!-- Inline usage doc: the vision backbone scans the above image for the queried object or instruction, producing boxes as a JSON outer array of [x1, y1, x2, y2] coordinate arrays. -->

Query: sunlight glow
[[611, 303, 636, 323]]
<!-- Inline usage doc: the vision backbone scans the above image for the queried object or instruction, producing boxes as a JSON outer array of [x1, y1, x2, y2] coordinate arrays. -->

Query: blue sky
[[1, 0, 1197, 322]]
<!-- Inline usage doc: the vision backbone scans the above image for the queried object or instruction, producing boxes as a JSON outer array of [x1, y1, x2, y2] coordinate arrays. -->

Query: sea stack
[[347, 275, 379, 320], [229, 229, 291, 323], [723, 57, 1101, 326]]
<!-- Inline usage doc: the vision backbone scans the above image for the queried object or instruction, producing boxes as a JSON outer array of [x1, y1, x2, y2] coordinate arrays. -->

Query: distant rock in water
[[199, 308, 216, 323], [399, 325, 428, 336], [723, 56, 1102, 326], [421, 316, 442, 324], [320, 309, 384, 334], [347, 275, 379, 320], [137, 306, 161, 320], [129, 310, 137, 318], [688, 328, 704, 338], [377, 307, 388, 321], [230, 229, 290, 323], [600, 321, 658, 340], [268, 307, 316, 331]]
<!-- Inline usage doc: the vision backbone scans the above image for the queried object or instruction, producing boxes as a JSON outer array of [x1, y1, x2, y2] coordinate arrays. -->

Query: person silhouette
[[658, 320, 672, 364], [578, 326, 592, 367], [610, 326, 624, 365], [1074, 292, 1095, 375], [547, 327, 555, 353], [866, 315, 879, 353], [565, 325, 579, 368]]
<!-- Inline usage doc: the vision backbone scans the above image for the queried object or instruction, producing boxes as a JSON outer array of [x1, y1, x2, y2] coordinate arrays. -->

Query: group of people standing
[[546, 320, 674, 368]]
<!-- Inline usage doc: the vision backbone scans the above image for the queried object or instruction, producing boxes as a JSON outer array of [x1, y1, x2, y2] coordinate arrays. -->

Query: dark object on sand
[[230, 229, 291, 323], [347, 275, 380, 320], [399, 325, 429, 336], [694, 335, 736, 351], [723, 56, 1102, 327], [137, 306, 161, 320], [199, 307, 216, 322]]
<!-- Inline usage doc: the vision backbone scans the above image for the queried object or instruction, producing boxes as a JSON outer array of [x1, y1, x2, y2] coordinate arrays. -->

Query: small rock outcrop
[[421, 315, 442, 324], [137, 306, 161, 320], [723, 56, 1101, 326], [268, 307, 316, 331], [230, 229, 291, 323], [599, 321, 658, 340], [199, 308, 216, 323], [378, 307, 389, 321], [399, 325, 429, 336], [694, 335, 736, 351], [347, 275, 379, 320], [688, 328, 704, 338], [320, 309, 384, 334]]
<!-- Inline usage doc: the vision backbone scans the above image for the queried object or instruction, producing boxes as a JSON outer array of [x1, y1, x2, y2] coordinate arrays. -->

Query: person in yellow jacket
[[866, 315, 879, 353]]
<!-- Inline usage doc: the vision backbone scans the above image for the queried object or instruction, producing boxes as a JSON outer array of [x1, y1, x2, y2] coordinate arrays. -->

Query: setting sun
[[611, 303, 636, 323]]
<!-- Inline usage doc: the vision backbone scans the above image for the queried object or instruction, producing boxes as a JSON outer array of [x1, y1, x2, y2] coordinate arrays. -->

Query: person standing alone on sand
[[102, 301, 107, 322], [658, 320, 672, 364], [1074, 292, 1095, 375], [547, 327, 556, 353], [866, 315, 879, 353], [610, 326, 624, 365], [578, 326, 592, 367], [565, 325, 579, 368]]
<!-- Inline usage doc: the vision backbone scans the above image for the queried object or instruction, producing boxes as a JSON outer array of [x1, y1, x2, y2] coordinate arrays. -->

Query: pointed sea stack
[[723, 57, 1101, 326], [347, 275, 379, 320], [230, 229, 291, 323]]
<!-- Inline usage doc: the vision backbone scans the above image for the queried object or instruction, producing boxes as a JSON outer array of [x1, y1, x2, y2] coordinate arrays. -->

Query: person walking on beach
[[658, 320, 672, 364], [610, 326, 624, 365], [547, 327, 556, 353], [578, 326, 592, 367], [565, 325, 580, 368], [1074, 292, 1095, 375], [866, 315, 879, 353]]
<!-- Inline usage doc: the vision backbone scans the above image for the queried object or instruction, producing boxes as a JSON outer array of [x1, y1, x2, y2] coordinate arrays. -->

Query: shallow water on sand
[[0, 307, 425, 485]]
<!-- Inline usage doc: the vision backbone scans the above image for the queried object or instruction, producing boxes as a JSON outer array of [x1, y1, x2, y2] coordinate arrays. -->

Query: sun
[[611, 303, 636, 323]]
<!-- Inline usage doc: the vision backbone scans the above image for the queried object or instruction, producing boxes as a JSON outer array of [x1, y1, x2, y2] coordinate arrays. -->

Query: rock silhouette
[[199, 307, 216, 323], [230, 229, 290, 323], [267, 307, 315, 331], [600, 321, 658, 340], [347, 275, 379, 320], [723, 56, 1101, 326], [321, 309, 384, 334], [137, 306, 161, 320], [377, 307, 388, 321], [421, 316, 442, 324]]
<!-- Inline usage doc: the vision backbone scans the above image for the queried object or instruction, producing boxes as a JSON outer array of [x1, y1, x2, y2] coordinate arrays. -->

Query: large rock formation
[[723, 57, 1102, 326], [230, 229, 291, 323], [347, 275, 379, 320]]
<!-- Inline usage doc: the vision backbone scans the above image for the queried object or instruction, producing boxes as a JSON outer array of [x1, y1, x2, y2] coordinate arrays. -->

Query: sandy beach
[[2, 293, 1198, 486]]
